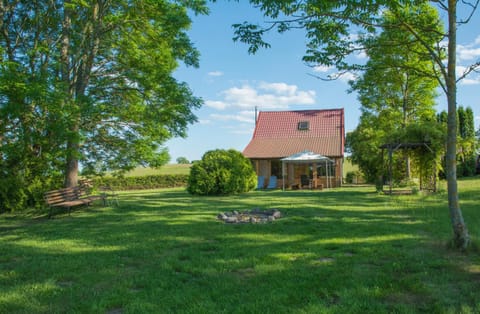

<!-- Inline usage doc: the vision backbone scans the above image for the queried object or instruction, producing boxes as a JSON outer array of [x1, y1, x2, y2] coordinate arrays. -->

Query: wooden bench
[[44, 185, 102, 216]]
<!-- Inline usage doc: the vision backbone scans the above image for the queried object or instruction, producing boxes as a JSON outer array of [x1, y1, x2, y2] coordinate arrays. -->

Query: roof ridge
[[257, 108, 343, 114]]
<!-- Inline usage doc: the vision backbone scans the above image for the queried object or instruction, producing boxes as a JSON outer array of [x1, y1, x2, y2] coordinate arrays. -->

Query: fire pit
[[217, 208, 282, 224]]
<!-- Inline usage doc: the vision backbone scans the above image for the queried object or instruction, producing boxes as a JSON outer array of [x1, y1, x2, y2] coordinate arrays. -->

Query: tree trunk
[[65, 129, 79, 187], [405, 155, 411, 180], [61, 1, 79, 188], [63, 2, 103, 188], [446, 0, 469, 249]]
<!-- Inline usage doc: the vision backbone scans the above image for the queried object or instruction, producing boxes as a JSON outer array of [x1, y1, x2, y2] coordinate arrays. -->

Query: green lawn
[[1, 179, 479, 313]]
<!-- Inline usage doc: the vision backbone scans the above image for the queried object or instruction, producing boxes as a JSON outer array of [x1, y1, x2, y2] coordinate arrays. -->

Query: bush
[[0, 169, 62, 213], [0, 176, 28, 213], [345, 171, 362, 184], [187, 149, 257, 195], [458, 155, 477, 177]]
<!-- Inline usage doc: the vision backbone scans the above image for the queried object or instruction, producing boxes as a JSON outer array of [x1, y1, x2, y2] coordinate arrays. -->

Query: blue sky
[[168, 1, 480, 162]]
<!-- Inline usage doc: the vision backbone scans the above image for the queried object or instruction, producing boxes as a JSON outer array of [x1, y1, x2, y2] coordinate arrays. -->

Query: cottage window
[[298, 121, 309, 130]]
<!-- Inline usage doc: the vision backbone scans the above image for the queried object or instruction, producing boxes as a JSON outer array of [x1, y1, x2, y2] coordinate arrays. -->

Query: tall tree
[[349, 5, 439, 182], [234, 0, 478, 249], [0, 0, 207, 210]]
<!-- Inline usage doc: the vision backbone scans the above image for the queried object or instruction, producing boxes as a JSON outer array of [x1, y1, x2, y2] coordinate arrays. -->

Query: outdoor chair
[[300, 174, 311, 189], [266, 175, 277, 189], [257, 175, 265, 189]]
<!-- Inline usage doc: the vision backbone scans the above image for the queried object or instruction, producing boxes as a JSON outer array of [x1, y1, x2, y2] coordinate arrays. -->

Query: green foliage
[[458, 106, 475, 139], [458, 155, 477, 177], [439, 106, 476, 178], [346, 115, 386, 183], [345, 171, 362, 184], [91, 174, 188, 190], [350, 5, 441, 126], [176, 157, 190, 164], [187, 149, 257, 195], [386, 121, 446, 153]]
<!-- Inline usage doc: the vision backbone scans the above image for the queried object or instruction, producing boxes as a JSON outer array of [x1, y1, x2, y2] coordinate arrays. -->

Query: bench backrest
[[44, 187, 81, 206]]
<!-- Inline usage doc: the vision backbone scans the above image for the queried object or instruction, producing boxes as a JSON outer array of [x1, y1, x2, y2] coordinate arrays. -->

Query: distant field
[[126, 164, 191, 176]]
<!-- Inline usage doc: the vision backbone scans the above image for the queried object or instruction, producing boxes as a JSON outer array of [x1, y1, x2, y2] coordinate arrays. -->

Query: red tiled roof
[[243, 109, 344, 159]]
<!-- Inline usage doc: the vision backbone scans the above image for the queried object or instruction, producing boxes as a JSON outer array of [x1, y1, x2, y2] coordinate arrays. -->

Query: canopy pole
[[326, 160, 328, 189], [282, 161, 285, 191], [329, 161, 332, 188]]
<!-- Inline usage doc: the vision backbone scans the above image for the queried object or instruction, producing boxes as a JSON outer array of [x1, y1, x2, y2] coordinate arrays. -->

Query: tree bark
[[65, 128, 79, 187], [446, 0, 469, 249], [61, 1, 79, 188]]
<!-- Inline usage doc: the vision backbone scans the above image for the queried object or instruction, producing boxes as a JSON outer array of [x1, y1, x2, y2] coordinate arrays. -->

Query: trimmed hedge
[[91, 174, 189, 190]]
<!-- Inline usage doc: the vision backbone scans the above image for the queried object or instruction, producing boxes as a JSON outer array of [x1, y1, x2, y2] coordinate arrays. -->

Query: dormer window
[[298, 121, 309, 130]]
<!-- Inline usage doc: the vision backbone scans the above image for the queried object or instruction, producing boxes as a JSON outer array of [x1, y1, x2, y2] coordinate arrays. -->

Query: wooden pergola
[[380, 142, 436, 194]]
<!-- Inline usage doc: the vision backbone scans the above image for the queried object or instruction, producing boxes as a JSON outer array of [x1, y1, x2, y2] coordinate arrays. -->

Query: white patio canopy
[[281, 150, 335, 190]]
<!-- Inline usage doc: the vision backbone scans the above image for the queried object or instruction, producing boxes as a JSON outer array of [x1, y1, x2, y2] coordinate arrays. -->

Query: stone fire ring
[[217, 208, 282, 224]]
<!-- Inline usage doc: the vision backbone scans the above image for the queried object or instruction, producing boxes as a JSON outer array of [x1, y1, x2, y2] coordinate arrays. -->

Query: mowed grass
[[1, 179, 479, 313]]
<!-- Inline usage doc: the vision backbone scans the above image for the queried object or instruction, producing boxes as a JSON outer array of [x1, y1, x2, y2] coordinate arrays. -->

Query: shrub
[[187, 149, 256, 195], [345, 171, 362, 184], [0, 169, 62, 213], [458, 155, 477, 177]]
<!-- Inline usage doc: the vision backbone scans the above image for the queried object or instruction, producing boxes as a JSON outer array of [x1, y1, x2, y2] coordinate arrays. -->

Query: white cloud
[[208, 71, 224, 77], [457, 44, 480, 61], [198, 119, 211, 125], [205, 100, 227, 110], [311, 64, 358, 83], [258, 82, 298, 95], [456, 65, 480, 85], [210, 111, 255, 124], [204, 81, 317, 135], [208, 81, 316, 110], [459, 77, 480, 85], [355, 50, 367, 60], [338, 71, 358, 83], [456, 36, 480, 84], [313, 65, 334, 73]]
